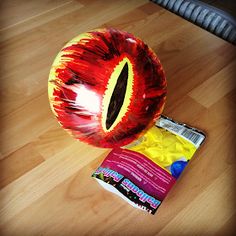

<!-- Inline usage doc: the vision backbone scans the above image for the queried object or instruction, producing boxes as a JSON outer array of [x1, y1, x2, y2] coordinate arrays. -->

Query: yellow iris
[[101, 57, 134, 133]]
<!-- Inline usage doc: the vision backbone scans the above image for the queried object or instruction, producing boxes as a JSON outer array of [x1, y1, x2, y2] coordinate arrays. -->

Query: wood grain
[[0, 0, 72, 30], [189, 60, 236, 108], [0, 0, 235, 235]]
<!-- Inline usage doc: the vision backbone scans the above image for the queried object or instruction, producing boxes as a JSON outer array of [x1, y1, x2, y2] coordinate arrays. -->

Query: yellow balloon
[[127, 126, 196, 169]]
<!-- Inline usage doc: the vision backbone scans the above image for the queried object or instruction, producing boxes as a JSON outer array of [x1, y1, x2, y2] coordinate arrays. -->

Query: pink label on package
[[100, 148, 176, 201]]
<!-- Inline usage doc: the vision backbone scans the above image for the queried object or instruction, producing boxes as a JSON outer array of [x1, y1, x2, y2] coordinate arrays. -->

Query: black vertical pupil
[[106, 62, 128, 129]]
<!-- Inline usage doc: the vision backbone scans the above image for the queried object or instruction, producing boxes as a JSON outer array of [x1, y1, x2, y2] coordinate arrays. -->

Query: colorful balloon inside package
[[48, 28, 167, 148]]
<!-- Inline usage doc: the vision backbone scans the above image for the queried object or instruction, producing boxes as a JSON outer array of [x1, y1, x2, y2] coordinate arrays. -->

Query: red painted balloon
[[48, 28, 167, 148]]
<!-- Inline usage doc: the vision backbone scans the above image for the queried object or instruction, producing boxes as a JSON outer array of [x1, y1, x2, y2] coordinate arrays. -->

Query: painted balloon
[[48, 28, 167, 148]]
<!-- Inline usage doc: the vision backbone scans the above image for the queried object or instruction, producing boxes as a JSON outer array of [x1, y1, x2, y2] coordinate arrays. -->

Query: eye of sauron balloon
[[48, 28, 167, 148]]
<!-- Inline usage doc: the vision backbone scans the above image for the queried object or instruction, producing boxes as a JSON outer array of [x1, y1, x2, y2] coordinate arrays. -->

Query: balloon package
[[92, 116, 206, 214]]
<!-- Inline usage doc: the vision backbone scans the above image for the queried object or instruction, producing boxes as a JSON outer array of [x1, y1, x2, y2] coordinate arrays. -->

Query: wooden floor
[[0, 0, 236, 235]]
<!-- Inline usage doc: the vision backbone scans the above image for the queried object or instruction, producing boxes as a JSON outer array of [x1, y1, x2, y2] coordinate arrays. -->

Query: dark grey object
[[151, 0, 236, 44]]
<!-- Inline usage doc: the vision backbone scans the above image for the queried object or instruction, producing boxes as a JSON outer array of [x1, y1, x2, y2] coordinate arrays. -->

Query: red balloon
[[48, 28, 167, 148]]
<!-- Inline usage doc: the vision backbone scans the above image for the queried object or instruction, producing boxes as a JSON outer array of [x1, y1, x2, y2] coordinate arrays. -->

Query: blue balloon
[[170, 160, 188, 179]]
